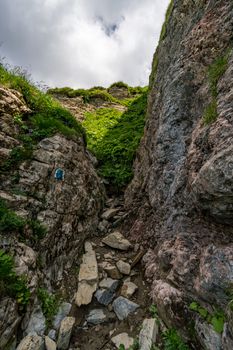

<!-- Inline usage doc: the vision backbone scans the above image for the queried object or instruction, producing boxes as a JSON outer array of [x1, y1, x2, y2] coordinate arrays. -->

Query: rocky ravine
[[125, 0, 233, 349]]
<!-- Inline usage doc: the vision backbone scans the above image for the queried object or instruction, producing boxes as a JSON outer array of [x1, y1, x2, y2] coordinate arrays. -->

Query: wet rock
[[112, 296, 139, 320], [121, 281, 138, 298], [16, 333, 44, 350], [53, 302, 72, 330], [45, 336, 56, 350], [99, 278, 119, 290], [195, 318, 222, 350], [86, 309, 107, 325], [95, 289, 115, 306], [139, 318, 158, 350], [116, 260, 131, 275], [101, 208, 119, 220], [25, 306, 46, 336], [75, 243, 98, 306], [102, 231, 131, 251], [57, 316, 75, 350], [111, 333, 134, 349]]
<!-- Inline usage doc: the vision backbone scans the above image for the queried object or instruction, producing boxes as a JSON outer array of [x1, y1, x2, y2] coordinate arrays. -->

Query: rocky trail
[[17, 196, 161, 350]]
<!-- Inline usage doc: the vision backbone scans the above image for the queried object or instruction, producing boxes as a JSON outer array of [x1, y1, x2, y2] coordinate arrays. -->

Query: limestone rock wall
[[0, 87, 105, 348], [125, 0, 233, 348]]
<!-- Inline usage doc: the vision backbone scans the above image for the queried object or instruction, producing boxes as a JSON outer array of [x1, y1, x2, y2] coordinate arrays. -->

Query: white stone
[[45, 336, 56, 350], [101, 208, 119, 220], [139, 318, 158, 350], [16, 334, 44, 350], [102, 232, 131, 251], [116, 260, 131, 275], [74, 244, 98, 306], [57, 317, 75, 350], [121, 281, 138, 298], [111, 333, 134, 349]]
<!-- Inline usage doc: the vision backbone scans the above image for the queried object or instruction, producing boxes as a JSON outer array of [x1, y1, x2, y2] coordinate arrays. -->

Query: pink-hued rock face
[[125, 0, 233, 346]]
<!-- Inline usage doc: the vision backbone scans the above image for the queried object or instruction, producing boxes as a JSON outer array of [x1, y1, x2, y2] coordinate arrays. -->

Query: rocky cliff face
[[0, 87, 105, 348], [125, 0, 233, 348]]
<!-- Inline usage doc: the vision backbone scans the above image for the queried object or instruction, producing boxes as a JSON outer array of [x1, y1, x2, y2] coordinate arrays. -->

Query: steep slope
[[125, 0, 233, 348], [0, 71, 105, 348]]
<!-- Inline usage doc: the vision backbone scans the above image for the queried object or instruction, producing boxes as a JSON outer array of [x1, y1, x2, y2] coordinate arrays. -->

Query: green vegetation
[[83, 89, 148, 187], [159, 1, 174, 42], [0, 198, 47, 241], [189, 301, 225, 333], [203, 51, 230, 125], [149, 304, 158, 318], [109, 81, 129, 89], [38, 288, 60, 326], [0, 63, 85, 172], [0, 250, 30, 310], [118, 338, 139, 350], [162, 329, 190, 350]]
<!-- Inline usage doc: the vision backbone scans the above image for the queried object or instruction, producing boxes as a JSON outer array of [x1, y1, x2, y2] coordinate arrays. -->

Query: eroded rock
[[111, 333, 134, 349], [57, 317, 75, 350], [102, 232, 131, 251], [139, 318, 158, 350], [112, 296, 139, 320]]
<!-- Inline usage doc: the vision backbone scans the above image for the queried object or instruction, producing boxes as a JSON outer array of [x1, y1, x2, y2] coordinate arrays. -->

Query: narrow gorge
[[0, 1, 233, 350]]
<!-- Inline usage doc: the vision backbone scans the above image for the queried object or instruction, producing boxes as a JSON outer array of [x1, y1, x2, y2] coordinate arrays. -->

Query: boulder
[[45, 336, 56, 350], [101, 208, 119, 220], [112, 297, 139, 320], [53, 302, 72, 330], [75, 243, 98, 306], [102, 232, 131, 251], [57, 317, 75, 350], [116, 260, 131, 275], [16, 334, 44, 350], [25, 306, 46, 336], [121, 281, 138, 298], [111, 333, 134, 349], [86, 309, 107, 325], [139, 318, 158, 350]]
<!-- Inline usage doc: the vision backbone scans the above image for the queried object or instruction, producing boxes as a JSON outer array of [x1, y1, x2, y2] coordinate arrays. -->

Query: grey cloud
[[0, 0, 170, 88]]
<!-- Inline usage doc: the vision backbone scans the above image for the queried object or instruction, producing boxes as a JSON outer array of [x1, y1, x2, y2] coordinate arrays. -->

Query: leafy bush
[[189, 301, 225, 333], [162, 329, 190, 350], [83, 90, 147, 188], [0, 199, 25, 233], [0, 250, 30, 310], [109, 81, 129, 89], [0, 198, 47, 241], [38, 288, 59, 326]]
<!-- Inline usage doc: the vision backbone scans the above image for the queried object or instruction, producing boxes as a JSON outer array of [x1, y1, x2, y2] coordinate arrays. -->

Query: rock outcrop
[[125, 0, 233, 348], [0, 87, 105, 347]]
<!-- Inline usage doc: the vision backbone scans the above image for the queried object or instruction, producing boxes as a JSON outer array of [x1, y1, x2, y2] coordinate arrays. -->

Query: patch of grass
[[202, 100, 218, 125], [159, 1, 174, 42], [109, 81, 129, 89], [189, 301, 225, 333], [83, 90, 147, 188], [162, 329, 190, 350], [0, 198, 25, 233], [0, 63, 85, 170], [0, 198, 47, 242], [202, 51, 230, 125], [0, 250, 30, 310], [38, 288, 60, 327]]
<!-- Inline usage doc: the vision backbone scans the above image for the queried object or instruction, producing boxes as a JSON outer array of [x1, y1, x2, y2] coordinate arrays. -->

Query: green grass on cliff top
[[0, 64, 85, 141], [83, 88, 148, 188]]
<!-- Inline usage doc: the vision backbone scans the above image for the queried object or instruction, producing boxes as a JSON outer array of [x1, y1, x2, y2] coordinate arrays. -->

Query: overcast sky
[[0, 0, 169, 88]]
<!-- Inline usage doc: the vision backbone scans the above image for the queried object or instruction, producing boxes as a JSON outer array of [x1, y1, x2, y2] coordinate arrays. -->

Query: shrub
[[189, 301, 225, 333], [0, 250, 30, 310], [109, 81, 129, 89], [162, 329, 190, 350], [38, 288, 59, 326], [0, 199, 25, 233], [203, 100, 218, 125]]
